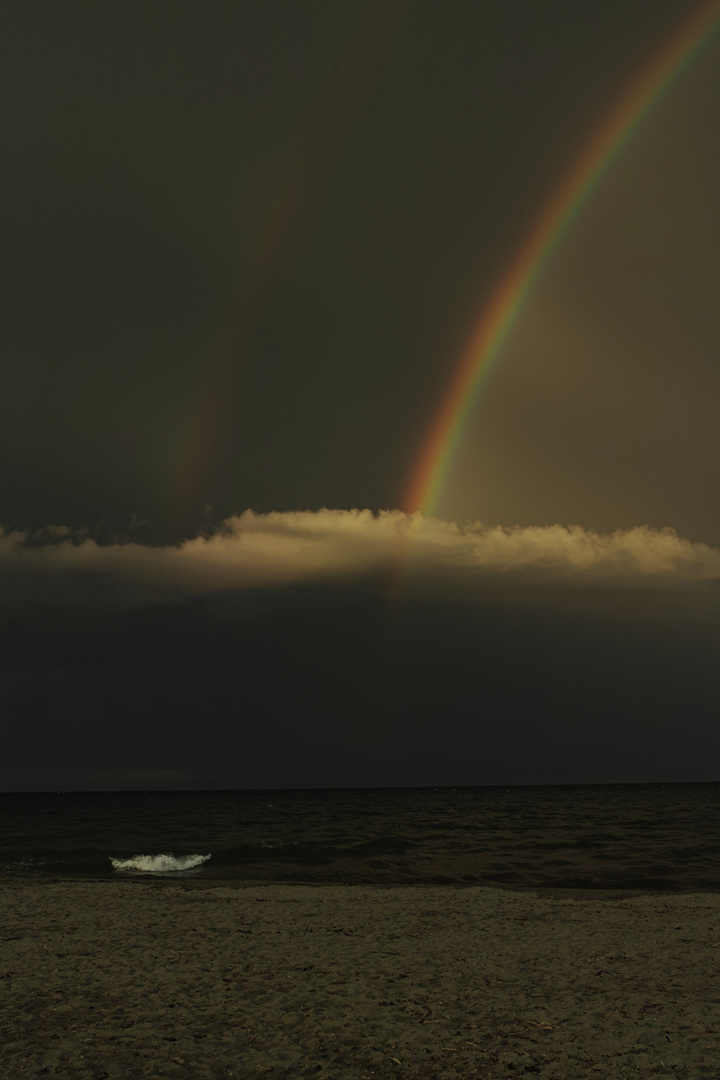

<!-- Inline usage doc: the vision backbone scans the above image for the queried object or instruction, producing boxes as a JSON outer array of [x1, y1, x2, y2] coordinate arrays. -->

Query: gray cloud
[[2, 510, 720, 615]]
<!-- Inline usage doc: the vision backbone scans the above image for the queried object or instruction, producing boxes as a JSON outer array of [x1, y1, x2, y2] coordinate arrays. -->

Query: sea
[[1, 783, 719, 891]]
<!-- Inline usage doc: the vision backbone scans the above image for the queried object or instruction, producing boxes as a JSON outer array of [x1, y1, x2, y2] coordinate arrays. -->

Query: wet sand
[[1, 881, 719, 1078]]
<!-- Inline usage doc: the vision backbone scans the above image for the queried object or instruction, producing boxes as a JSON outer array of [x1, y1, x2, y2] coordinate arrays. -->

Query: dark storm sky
[[3, 0, 718, 540], [2, 1, 720, 791]]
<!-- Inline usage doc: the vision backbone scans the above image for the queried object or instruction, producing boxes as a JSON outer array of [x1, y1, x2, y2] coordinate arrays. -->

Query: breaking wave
[[109, 853, 211, 874]]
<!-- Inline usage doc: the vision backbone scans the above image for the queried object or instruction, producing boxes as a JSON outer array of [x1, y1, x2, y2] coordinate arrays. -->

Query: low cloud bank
[[2, 509, 720, 611]]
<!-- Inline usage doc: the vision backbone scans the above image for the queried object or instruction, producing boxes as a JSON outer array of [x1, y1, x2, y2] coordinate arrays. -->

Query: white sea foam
[[109, 853, 211, 874]]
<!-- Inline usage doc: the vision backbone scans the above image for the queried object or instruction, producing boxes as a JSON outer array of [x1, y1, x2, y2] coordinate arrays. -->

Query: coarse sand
[[1, 881, 719, 1079]]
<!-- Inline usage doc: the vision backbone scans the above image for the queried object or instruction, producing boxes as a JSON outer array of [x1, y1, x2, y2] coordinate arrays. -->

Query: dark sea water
[[1, 783, 719, 891]]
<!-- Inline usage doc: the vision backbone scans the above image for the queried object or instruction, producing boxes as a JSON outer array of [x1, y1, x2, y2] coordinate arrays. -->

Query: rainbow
[[404, 0, 720, 517]]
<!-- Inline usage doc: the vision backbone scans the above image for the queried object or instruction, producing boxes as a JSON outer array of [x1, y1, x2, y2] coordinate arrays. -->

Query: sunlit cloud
[[2, 510, 720, 614]]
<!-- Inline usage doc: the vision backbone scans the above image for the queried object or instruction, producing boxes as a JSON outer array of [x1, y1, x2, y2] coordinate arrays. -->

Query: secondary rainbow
[[404, 0, 720, 517]]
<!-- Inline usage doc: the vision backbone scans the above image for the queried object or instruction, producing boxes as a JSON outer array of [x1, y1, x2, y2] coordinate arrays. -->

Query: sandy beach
[[1, 881, 719, 1079]]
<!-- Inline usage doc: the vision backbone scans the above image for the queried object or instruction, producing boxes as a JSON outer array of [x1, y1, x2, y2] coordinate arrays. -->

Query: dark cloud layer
[[2, 512, 720, 792]]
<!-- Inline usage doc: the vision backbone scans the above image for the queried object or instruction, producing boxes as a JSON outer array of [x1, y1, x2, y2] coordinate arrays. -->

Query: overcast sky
[[2, 1, 720, 791]]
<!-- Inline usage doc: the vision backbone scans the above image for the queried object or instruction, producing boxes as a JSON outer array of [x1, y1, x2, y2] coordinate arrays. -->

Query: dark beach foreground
[[1, 881, 719, 1079]]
